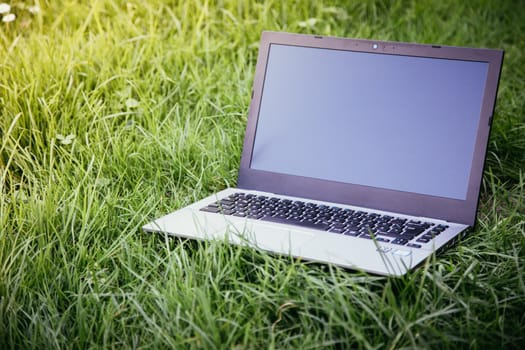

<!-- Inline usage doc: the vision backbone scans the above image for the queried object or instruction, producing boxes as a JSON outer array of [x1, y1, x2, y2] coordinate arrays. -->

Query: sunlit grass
[[1, 0, 524, 348]]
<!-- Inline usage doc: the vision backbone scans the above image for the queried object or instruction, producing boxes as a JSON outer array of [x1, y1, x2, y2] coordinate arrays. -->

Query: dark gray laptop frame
[[238, 31, 503, 226]]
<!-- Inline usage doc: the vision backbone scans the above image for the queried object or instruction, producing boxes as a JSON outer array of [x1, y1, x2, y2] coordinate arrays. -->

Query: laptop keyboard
[[200, 192, 448, 248]]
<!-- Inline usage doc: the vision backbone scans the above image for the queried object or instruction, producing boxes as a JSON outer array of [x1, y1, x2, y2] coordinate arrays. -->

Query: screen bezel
[[238, 31, 504, 226]]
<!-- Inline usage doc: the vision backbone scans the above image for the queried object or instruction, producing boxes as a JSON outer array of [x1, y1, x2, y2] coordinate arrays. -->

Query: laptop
[[143, 31, 503, 276]]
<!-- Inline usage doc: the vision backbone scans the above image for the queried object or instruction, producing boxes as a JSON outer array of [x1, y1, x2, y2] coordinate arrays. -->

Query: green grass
[[1, 0, 524, 348]]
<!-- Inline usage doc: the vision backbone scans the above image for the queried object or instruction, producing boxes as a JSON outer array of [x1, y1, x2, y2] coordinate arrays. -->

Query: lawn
[[1, 0, 524, 348]]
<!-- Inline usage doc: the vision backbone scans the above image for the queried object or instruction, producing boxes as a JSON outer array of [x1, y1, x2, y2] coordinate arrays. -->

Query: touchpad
[[216, 220, 316, 255]]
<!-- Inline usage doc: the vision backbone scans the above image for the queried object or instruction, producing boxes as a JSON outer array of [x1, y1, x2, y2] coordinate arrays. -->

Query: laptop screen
[[250, 44, 489, 201]]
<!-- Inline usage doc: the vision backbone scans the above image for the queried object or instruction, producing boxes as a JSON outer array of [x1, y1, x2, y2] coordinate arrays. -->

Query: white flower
[[297, 18, 319, 28], [0, 3, 10, 15], [2, 13, 15, 22], [56, 133, 76, 145], [95, 177, 111, 187], [125, 98, 139, 108], [28, 5, 40, 14]]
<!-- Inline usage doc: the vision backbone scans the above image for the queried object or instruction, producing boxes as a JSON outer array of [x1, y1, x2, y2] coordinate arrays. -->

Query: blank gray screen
[[250, 44, 489, 200]]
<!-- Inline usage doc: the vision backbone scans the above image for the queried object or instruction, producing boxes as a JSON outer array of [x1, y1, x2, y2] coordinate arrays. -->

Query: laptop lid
[[238, 32, 503, 226]]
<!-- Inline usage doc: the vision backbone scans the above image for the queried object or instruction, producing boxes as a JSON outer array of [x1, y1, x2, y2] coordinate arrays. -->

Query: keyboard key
[[360, 234, 390, 242], [406, 243, 422, 248], [391, 238, 409, 245], [403, 227, 425, 236], [328, 228, 345, 234], [260, 216, 330, 231], [391, 218, 407, 226], [388, 227, 403, 234], [331, 223, 346, 229], [343, 230, 360, 236], [246, 213, 263, 219], [428, 229, 442, 236], [200, 206, 220, 213], [435, 224, 449, 232]]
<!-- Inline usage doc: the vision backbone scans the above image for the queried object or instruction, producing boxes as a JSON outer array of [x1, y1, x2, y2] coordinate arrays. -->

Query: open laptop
[[143, 31, 503, 276]]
